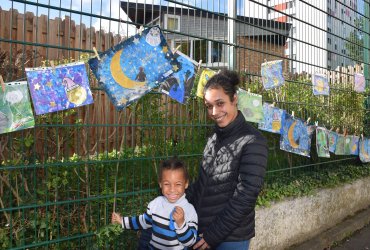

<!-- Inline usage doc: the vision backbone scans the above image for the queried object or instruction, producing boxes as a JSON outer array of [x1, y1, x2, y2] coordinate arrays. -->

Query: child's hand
[[111, 212, 122, 225], [172, 206, 185, 228]]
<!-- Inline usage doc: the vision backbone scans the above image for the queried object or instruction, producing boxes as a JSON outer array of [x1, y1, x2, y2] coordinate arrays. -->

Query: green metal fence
[[0, 0, 369, 249]]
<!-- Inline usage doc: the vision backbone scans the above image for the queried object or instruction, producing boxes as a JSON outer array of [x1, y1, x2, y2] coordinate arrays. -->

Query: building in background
[[267, 0, 360, 73]]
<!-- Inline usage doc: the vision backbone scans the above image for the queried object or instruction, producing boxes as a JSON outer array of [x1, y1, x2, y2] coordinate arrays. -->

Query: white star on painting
[[34, 83, 41, 90], [133, 37, 140, 45]]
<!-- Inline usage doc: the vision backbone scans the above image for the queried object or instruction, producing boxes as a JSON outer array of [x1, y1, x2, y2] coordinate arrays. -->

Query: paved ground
[[291, 205, 370, 250], [331, 223, 370, 250]]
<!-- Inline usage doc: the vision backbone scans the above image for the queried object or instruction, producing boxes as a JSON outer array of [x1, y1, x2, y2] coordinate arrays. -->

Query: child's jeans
[[216, 240, 250, 250]]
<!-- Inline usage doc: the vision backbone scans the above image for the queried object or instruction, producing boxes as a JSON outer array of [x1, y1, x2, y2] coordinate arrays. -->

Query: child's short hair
[[158, 158, 189, 182]]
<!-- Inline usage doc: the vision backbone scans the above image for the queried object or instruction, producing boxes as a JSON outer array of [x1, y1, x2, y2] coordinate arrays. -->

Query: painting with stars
[[258, 102, 285, 134], [88, 26, 176, 109], [280, 113, 314, 157], [159, 51, 197, 104], [359, 137, 370, 163], [0, 81, 35, 134], [25, 62, 93, 115]]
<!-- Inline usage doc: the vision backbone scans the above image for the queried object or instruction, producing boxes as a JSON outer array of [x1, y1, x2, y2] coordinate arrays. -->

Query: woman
[[187, 69, 268, 250], [138, 70, 268, 249]]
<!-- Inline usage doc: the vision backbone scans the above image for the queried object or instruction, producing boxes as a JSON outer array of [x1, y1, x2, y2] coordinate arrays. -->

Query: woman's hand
[[193, 237, 210, 250], [111, 212, 122, 225], [172, 206, 185, 228]]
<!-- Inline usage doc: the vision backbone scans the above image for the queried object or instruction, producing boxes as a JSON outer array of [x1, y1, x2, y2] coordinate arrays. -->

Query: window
[[164, 14, 180, 31], [328, 52, 332, 60], [328, 38, 331, 44], [335, 44, 337, 50], [172, 39, 227, 66]]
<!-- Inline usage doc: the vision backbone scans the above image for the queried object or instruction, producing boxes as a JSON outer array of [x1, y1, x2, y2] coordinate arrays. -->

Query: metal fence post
[[228, 0, 237, 70]]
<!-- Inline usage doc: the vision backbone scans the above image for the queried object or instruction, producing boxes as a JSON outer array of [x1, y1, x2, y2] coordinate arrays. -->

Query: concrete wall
[[250, 176, 370, 250]]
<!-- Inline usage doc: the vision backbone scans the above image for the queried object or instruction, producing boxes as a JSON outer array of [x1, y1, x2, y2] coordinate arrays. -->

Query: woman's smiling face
[[204, 87, 238, 128]]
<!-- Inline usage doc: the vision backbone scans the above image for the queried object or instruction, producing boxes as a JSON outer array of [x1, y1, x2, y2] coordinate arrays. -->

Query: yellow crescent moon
[[110, 49, 146, 89], [361, 140, 369, 159], [288, 121, 299, 149]]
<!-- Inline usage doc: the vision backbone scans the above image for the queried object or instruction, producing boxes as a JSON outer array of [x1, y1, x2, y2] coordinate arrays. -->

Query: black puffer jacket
[[186, 111, 268, 248]]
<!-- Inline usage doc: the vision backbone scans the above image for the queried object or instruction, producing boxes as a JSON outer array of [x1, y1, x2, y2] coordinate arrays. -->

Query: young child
[[111, 158, 198, 249]]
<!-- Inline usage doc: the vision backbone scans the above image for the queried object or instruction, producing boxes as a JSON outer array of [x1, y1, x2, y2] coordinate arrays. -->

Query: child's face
[[159, 169, 188, 203]]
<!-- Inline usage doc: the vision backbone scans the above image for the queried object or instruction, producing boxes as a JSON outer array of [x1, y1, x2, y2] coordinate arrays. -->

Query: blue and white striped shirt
[[121, 194, 198, 249]]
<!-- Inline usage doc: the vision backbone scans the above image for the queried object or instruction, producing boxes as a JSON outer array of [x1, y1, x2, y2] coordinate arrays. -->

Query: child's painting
[[359, 137, 370, 163], [258, 103, 285, 134], [280, 113, 314, 157], [197, 68, 216, 98], [354, 73, 365, 93], [159, 51, 196, 104], [26, 62, 93, 115], [316, 127, 330, 158], [0, 81, 35, 134], [350, 135, 359, 156], [261, 60, 285, 90], [88, 26, 175, 109], [237, 89, 263, 123], [328, 131, 338, 153], [334, 134, 345, 155], [312, 73, 329, 96], [344, 136, 353, 155]]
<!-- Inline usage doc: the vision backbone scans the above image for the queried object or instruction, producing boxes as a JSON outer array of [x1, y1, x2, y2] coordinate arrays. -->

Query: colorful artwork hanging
[[196, 68, 217, 98], [26, 62, 93, 115], [159, 51, 197, 104], [261, 60, 285, 90], [0, 81, 35, 134], [88, 26, 176, 109], [312, 73, 329, 96], [334, 134, 345, 155], [343, 135, 352, 155], [237, 89, 263, 123], [359, 137, 370, 163], [354, 73, 365, 93], [316, 127, 330, 158], [328, 131, 338, 153], [350, 135, 359, 156], [280, 113, 314, 157], [258, 102, 285, 134]]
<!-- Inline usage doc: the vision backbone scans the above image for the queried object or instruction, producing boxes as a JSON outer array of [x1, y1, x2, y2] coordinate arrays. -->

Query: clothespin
[[264, 58, 267, 63], [306, 117, 311, 124], [361, 134, 364, 140], [138, 25, 144, 36], [93, 47, 100, 61], [247, 88, 251, 93], [172, 45, 181, 55], [0, 75, 5, 92], [270, 102, 276, 107], [50, 60, 56, 74], [315, 121, 319, 127], [197, 60, 202, 72], [291, 111, 295, 118], [336, 127, 340, 134]]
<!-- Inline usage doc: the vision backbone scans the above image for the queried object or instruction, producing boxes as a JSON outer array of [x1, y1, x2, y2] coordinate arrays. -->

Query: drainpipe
[[228, 0, 237, 70]]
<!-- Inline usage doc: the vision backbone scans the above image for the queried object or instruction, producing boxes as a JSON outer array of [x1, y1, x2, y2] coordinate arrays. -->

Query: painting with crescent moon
[[196, 68, 217, 98], [258, 102, 285, 134], [354, 73, 365, 93], [312, 73, 329, 96], [237, 89, 263, 123], [0, 81, 35, 134], [261, 60, 285, 90], [316, 127, 330, 158], [88, 26, 176, 109], [334, 134, 345, 155], [350, 135, 359, 155], [26, 62, 93, 115], [159, 51, 197, 104], [359, 137, 370, 163], [279, 113, 314, 157], [328, 131, 338, 153]]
